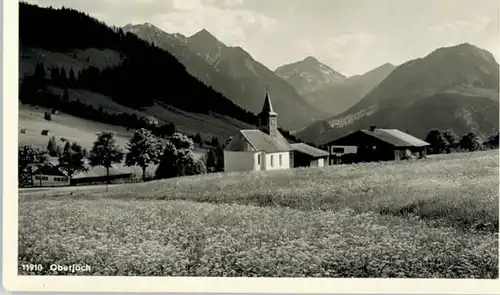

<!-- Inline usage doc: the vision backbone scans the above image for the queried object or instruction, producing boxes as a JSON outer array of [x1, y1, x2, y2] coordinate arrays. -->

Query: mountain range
[[274, 56, 346, 95], [18, 3, 499, 149], [122, 23, 330, 131], [297, 43, 499, 145], [276, 58, 396, 116]]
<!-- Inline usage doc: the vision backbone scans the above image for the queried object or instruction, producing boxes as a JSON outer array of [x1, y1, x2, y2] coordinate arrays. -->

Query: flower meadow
[[19, 150, 499, 278]]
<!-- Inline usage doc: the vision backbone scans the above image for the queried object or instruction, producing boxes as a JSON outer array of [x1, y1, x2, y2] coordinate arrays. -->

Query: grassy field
[[18, 150, 499, 278]]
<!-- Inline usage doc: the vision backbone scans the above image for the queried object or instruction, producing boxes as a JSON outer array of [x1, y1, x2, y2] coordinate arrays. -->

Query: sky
[[25, 0, 499, 76]]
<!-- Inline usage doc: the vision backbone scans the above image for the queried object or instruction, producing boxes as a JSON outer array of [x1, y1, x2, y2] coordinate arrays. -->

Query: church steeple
[[261, 87, 276, 115], [258, 87, 278, 137]]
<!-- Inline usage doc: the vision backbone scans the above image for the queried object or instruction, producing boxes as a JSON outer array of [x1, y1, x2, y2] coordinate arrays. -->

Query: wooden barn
[[290, 143, 329, 168], [326, 126, 430, 164], [71, 165, 134, 185]]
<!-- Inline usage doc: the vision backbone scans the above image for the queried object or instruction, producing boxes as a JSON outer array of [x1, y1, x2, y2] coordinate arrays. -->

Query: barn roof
[[72, 164, 134, 179], [32, 165, 68, 177], [329, 128, 430, 147], [360, 129, 430, 147], [291, 143, 329, 158], [226, 129, 292, 153]]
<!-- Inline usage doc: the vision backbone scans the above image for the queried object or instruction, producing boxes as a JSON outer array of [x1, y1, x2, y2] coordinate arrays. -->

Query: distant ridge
[[297, 43, 499, 145], [275, 56, 346, 95], [123, 24, 330, 131]]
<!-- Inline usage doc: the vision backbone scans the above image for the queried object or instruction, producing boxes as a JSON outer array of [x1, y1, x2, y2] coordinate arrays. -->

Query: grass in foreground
[[19, 150, 499, 277], [19, 200, 497, 278]]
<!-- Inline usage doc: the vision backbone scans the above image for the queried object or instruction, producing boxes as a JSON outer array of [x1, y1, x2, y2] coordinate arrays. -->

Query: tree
[[62, 88, 70, 103], [33, 62, 46, 88], [18, 145, 49, 187], [459, 132, 481, 152], [60, 67, 67, 86], [125, 128, 163, 181], [425, 129, 448, 154], [44, 111, 52, 121], [169, 132, 194, 150], [68, 68, 77, 86], [47, 136, 61, 156], [485, 133, 499, 149], [58, 141, 88, 182], [88, 132, 124, 190], [204, 144, 224, 172], [210, 136, 220, 147], [50, 67, 62, 85], [155, 132, 205, 179], [193, 133, 203, 147], [179, 150, 206, 176], [155, 141, 179, 179], [442, 130, 459, 153]]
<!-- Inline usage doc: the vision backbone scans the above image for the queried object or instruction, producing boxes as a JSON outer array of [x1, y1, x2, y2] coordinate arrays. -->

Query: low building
[[290, 143, 329, 168], [31, 165, 70, 187], [71, 165, 134, 185], [224, 89, 293, 173], [325, 126, 430, 164]]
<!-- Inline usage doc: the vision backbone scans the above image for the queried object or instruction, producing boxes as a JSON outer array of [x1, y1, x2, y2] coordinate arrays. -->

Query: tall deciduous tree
[[58, 141, 88, 182], [88, 131, 124, 190], [125, 128, 163, 181], [18, 145, 49, 187], [155, 132, 206, 179]]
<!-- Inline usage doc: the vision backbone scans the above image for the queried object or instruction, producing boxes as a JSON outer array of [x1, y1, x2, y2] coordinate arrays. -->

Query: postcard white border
[[3, 0, 500, 293]]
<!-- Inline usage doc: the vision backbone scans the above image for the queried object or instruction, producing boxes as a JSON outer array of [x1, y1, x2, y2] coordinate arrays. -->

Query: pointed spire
[[261, 87, 276, 115]]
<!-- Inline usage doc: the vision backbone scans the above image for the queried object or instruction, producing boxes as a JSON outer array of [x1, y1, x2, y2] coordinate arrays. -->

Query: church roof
[[225, 129, 292, 153], [260, 89, 277, 115], [241, 130, 292, 152]]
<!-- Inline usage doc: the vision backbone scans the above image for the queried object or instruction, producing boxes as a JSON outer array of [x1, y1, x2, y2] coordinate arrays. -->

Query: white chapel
[[223, 89, 293, 172]]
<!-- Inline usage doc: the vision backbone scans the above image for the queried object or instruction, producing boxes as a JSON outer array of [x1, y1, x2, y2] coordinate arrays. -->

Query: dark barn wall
[[293, 151, 313, 167], [328, 131, 398, 163], [71, 174, 133, 185]]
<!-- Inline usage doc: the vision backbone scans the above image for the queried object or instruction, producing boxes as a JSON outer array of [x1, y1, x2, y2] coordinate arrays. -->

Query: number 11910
[[21, 264, 43, 272]]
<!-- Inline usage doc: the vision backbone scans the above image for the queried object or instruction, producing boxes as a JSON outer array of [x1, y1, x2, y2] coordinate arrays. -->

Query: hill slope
[[297, 43, 499, 144], [274, 56, 346, 95], [19, 2, 258, 141], [122, 24, 329, 131]]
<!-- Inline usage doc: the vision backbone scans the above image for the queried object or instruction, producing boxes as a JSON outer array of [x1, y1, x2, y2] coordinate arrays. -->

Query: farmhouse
[[290, 143, 329, 168], [326, 126, 430, 164], [31, 165, 70, 187], [224, 90, 293, 172]]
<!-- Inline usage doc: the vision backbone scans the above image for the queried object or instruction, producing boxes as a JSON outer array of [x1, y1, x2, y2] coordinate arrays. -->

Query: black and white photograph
[[3, 0, 500, 293]]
